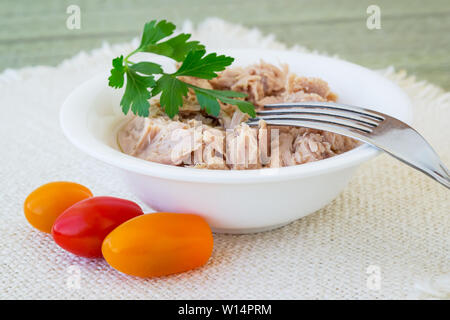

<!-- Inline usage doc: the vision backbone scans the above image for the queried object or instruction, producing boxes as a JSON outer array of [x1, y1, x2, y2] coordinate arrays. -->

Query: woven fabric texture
[[0, 18, 449, 300]]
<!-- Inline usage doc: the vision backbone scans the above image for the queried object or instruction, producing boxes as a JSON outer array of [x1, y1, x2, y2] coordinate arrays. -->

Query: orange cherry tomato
[[102, 213, 214, 278], [24, 181, 93, 233]]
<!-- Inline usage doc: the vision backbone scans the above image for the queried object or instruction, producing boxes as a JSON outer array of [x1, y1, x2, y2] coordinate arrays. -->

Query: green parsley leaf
[[194, 90, 221, 117], [138, 20, 176, 49], [152, 75, 188, 118], [120, 69, 155, 117], [191, 86, 248, 99], [108, 56, 125, 88], [188, 84, 256, 118], [174, 50, 234, 79], [219, 97, 256, 118], [129, 62, 163, 75], [141, 33, 205, 62]]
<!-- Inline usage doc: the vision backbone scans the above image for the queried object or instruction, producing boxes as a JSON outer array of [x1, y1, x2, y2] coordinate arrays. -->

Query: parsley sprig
[[108, 20, 256, 118]]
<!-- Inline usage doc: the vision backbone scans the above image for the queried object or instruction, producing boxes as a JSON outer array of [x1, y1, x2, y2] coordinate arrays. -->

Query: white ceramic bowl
[[60, 49, 412, 234]]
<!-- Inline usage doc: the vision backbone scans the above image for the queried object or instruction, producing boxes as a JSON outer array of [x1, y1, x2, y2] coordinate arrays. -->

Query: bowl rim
[[60, 49, 413, 184]]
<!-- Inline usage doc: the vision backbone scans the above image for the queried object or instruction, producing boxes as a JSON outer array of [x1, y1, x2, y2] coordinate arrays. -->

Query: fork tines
[[247, 102, 385, 134], [264, 102, 384, 121]]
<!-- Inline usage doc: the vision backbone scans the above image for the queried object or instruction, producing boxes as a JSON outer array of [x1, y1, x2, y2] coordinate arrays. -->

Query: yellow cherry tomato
[[102, 213, 214, 278], [24, 181, 93, 233]]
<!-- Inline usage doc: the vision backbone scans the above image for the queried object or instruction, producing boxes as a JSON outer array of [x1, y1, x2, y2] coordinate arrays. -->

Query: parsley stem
[[124, 49, 140, 64]]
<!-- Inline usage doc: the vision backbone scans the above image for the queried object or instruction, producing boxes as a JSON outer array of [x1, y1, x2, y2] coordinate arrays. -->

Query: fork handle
[[362, 119, 450, 190], [383, 148, 450, 189]]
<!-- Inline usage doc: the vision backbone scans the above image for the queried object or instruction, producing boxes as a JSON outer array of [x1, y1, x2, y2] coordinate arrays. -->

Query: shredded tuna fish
[[211, 61, 288, 106], [118, 61, 359, 169], [226, 123, 261, 170]]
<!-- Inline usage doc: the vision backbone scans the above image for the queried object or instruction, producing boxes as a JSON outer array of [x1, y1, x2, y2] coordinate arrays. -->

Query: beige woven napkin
[[0, 18, 448, 299]]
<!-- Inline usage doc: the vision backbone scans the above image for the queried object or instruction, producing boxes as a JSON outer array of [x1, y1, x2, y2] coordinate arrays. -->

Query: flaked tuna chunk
[[257, 120, 270, 165], [226, 123, 261, 170], [264, 127, 356, 167], [118, 117, 203, 166], [242, 61, 287, 98], [210, 61, 288, 106], [117, 117, 152, 155], [225, 109, 247, 130], [258, 91, 328, 106], [119, 116, 230, 169], [209, 67, 246, 89], [322, 131, 360, 153], [278, 132, 296, 167], [263, 130, 295, 168], [287, 74, 336, 101], [292, 133, 335, 163], [232, 74, 264, 104], [267, 131, 335, 166], [202, 127, 228, 170]]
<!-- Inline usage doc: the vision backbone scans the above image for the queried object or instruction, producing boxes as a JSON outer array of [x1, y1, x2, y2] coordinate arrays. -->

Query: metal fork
[[246, 102, 450, 189]]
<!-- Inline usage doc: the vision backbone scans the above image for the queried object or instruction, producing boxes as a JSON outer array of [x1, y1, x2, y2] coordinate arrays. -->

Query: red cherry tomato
[[51, 196, 143, 258]]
